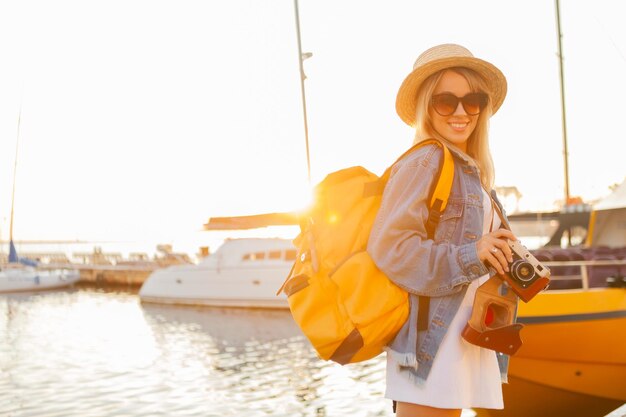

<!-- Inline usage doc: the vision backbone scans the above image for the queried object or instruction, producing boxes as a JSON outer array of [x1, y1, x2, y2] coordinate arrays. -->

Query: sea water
[[0, 287, 465, 416], [0, 287, 623, 417]]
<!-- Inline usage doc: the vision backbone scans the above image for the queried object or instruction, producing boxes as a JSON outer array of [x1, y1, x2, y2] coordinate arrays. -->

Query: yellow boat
[[476, 287, 626, 417]]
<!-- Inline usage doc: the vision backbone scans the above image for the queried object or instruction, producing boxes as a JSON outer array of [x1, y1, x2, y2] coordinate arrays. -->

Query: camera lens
[[511, 260, 536, 282]]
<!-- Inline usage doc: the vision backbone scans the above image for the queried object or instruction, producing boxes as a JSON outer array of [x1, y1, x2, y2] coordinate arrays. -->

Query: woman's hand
[[476, 229, 517, 276]]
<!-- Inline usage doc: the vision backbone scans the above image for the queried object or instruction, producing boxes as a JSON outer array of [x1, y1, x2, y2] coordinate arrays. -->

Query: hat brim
[[396, 56, 507, 127]]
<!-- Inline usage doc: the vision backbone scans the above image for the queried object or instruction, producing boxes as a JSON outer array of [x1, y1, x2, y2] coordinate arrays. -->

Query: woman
[[368, 44, 518, 416]]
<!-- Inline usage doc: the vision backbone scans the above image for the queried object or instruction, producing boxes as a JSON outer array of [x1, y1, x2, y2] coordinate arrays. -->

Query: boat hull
[[476, 375, 623, 417], [0, 268, 80, 293], [476, 288, 626, 417], [139, 264, 291, 309]]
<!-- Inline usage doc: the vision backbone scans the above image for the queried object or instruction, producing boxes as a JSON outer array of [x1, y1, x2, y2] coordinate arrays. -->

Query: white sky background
[[0, 0, 624, 254]]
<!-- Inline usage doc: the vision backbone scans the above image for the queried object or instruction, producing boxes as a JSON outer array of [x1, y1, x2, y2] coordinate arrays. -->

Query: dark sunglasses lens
[[462, 93, 488, 115], [432, 94, 458, 116]]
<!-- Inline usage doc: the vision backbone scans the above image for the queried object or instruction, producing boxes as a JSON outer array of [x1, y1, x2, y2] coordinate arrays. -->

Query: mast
[[9, 103, 23, 242], [293, 0, 312, 184], [555, 0, 571, 204], [7, 101, 23, 263]]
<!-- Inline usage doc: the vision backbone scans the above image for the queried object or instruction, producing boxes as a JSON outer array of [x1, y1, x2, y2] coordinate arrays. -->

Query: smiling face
[[428, 70, 479, 152]]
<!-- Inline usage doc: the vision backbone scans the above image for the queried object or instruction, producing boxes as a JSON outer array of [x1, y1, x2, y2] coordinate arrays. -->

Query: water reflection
[[140, 303, 390, 416], [0, 288, 395, 416], [141, 304, 317, 416], [0, 288, 488, 416]]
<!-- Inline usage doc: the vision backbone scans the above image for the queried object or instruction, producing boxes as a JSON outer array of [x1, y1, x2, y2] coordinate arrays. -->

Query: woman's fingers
[[484, 248, 506, 275], [476, 229, 520, 275], [492, 229, 517, 242], [490, 246, 509, 273], [493, 238, 513, 264]]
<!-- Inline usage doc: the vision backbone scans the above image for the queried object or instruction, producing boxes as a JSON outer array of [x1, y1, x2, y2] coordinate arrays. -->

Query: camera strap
[[487, 191, 512, 231], [488, 199, 495, 233]]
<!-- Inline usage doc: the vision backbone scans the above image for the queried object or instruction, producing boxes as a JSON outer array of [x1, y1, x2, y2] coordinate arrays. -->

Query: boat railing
[[542, 259, 626, 290]]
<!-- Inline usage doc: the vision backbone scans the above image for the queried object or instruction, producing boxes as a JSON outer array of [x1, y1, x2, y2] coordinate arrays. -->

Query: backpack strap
[[381, 139, 455, 237], [425, 141, 454, 237], [366, 140, 455, 333], [418, 142, 453, 331], [386, 139, 455, 332]]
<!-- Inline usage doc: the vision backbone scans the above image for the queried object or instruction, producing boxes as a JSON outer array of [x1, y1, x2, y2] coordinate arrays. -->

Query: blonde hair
[[413, 67, 495, 190]]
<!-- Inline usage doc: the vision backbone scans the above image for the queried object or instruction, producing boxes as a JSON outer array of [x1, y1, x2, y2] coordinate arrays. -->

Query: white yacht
[[0, 265, 80, 293], [139, 237, 296, 308]]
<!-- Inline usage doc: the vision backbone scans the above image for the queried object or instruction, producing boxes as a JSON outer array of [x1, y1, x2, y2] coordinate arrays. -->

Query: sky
[[0, 0, 625, 256]]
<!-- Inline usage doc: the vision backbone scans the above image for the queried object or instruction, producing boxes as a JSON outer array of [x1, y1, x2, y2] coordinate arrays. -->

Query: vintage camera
[[462, 240, 551, 354], [500, 240, 551, 302]]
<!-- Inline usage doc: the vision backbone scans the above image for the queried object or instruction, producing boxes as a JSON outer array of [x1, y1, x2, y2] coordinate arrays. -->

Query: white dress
[[385, 188, 504, 409]]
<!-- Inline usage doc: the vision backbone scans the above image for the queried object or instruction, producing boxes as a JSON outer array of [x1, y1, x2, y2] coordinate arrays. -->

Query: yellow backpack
[[278, 139, 455, 364]]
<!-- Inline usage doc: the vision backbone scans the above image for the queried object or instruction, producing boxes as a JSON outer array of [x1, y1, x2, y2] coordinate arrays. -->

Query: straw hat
[[395, 44, 507, 127]]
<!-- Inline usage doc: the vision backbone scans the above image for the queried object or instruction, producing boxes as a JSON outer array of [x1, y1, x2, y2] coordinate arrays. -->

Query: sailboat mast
[[9, 103, 23, 242], [293, 0, 312, 185], [555, 0, 571, 204]]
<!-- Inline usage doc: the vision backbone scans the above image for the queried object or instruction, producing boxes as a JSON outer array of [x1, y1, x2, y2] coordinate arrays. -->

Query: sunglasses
[[430, 92, 489, 116]]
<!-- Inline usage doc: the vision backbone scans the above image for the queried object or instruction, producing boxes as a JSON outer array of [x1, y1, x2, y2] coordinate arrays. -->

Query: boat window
[[285, 249, 297, 261], [242, 252, 266, 261], [268, 250, 281, 260]]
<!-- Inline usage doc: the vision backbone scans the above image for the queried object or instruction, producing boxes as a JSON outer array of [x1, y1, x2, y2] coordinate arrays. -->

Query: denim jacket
[[367, 142, 516, 385]]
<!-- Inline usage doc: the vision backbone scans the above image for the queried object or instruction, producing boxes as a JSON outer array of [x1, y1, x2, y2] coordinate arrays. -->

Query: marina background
[[1, 2, 625, 415]]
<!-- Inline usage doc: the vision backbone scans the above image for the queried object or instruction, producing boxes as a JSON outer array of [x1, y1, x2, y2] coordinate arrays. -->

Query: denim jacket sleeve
[[367, 145, 489, 297]]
